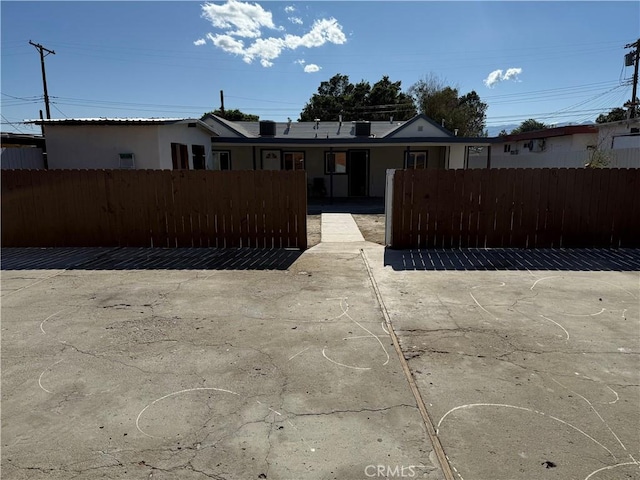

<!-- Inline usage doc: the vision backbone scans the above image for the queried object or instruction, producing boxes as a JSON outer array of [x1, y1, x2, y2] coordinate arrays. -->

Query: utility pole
[[29, 40, 55, 119], [220, 90, 225, 115], [624, 38, 639, 119]]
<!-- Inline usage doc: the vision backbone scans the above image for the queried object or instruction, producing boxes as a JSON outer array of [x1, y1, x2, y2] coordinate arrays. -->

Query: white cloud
[[503, 67, 522, 80], [208, 33, 246, 57], [284, 5, 296, 13], [303, 64, 321, 73], [295, 59, 306, 65], [193, 38, 207, 46], [200, 2, 347, 68], [288, 16, 303, 25], [201, 0, 280, 38], [484, 67, 523, 87]]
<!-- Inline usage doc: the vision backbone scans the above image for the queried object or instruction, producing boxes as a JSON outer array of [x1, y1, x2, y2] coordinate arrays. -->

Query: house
[[202, 114, 492, 197], [29, 118, 218, 170], [1, 132, 45, 169], [470, 119, 640, 169]]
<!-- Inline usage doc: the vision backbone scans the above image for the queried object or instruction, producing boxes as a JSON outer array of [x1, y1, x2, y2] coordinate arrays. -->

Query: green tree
[[510, 119, 547, 135], [299, 73, 416, 121], [408, 74, 487, 136], [595, 107, 629, 124], [201, 109, 259, 121]]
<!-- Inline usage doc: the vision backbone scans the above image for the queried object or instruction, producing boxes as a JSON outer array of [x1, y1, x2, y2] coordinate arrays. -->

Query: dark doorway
[[347, 150, 369, 197]]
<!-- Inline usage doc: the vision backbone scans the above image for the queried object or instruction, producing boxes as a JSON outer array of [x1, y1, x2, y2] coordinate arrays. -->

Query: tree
[[408, 74, 487, 136], [201, 109, 259, 121], [510, 119, 547, 135], [299, 73, 416, 121], [596, 107, 628, 124]]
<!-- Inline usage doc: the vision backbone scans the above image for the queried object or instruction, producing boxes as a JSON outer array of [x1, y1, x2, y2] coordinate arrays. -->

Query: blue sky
[[2, 1, 638, 135]]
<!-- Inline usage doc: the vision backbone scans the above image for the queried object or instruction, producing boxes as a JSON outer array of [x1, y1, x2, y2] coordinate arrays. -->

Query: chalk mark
[[562, 308, 606, 317], [530, 276, 561, 291], [288, 346, 310, 362], [38, 360, 63, 394], [2, 269, 67, 298], [287, 420, 316, 452], [326, 297, 390, 367], [606, 386, 619, 405], [551, 378, 630, 455], [584, 462, 638, 480], [40, 307, 74, 335], [322, 348, 371, 370], [136, 387, 240, 438], [469, 292, 496, 319], [437, 403, 617, 459], [539, 315, 570, 341], [381, 322, 390, 336]]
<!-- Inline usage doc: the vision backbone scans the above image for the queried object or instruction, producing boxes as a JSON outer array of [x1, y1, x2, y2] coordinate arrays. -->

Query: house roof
[[26, 117, 219, 136], [231, 119, 407, 139], [212, 136, 494, 146], [383, 114, 455, 137], [1, 132, 46, 148], [203, 113, 481, 146], [498, 125, 598, 142]]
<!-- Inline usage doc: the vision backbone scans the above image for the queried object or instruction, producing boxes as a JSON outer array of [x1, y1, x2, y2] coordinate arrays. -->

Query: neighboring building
[[1, 132, 45, 169], [29, 118, 218, 170], [470, 119, 640, 169], [202, 114, 492, 197]]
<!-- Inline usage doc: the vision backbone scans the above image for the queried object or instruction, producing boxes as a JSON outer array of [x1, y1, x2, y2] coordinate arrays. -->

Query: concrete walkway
[[320, 213, 365, 243]]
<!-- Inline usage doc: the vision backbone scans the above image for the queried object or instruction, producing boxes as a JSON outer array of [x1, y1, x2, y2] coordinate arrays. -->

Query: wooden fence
[[1, 169, 307, 249], [390, 168, 640, 249]]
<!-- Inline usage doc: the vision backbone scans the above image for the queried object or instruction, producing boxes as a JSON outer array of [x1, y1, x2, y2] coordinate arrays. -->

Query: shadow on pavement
[[1, 247, 303, 271], [308, 197, 385, 214], [383, 248, 640, 272]]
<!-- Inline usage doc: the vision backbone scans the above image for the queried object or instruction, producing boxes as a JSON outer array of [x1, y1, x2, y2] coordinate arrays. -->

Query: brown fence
[[390, 168, 640, 249], [2, 169, 307, 249]]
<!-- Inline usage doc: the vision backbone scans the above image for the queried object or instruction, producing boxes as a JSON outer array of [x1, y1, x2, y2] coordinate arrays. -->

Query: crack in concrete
[[287, 404, 416, 417], [59, 341, 166, 375]]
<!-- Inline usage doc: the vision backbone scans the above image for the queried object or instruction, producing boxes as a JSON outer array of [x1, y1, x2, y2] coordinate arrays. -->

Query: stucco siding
[[44, 125, 162, 169], [156, 124, 214, 170]]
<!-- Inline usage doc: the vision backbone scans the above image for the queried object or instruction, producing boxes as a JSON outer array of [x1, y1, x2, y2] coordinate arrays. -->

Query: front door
[[347, 150, 369, 197]]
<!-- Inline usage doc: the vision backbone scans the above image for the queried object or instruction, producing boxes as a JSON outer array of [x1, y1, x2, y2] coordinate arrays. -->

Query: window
[[192, 145, 205, 170], [405, 151, 428, 169], [210, 150, 231, 170], [325, 151, 347, 174], [171, 143, 189, 170], [283, 152, 305, 170], [504, 144, 511, 153]]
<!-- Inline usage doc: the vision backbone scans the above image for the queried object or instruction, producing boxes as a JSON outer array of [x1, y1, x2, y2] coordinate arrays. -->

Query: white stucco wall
[[44, 123, 214, 170], [44, 125, 162, 169], [156, 124, 213, 169]]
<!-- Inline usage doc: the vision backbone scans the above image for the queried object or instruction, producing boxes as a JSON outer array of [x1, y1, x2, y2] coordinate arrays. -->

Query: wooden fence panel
[[1, 169, 307, 249], [391, 168, 639, 249]]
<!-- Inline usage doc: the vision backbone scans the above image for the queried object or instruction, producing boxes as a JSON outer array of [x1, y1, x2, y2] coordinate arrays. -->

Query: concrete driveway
[[367, 247, 640, 480], [2, 229, 639, 480], [1, 246, 443, 480]]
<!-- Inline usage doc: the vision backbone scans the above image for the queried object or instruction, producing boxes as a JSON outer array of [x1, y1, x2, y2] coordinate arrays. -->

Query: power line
[[1, 114, 26, 133]]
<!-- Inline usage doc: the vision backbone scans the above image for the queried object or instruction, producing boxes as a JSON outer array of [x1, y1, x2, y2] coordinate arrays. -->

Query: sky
[[1, 1, 639, 136]]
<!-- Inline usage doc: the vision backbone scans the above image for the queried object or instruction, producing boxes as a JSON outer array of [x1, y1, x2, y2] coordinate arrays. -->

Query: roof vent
[[355, 121, 371, 137], [259, 120, 276, 137]]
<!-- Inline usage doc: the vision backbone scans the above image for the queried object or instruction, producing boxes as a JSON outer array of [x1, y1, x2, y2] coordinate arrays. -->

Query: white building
[[31, 118, 218, 170]]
